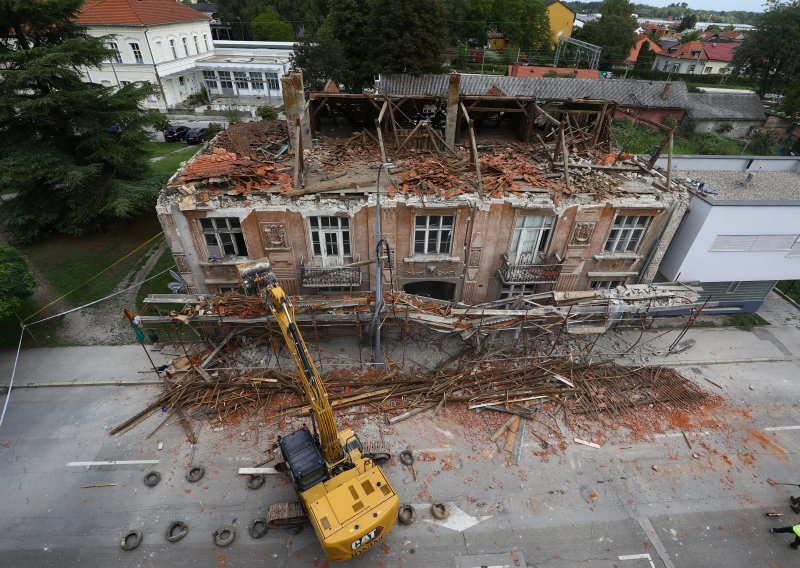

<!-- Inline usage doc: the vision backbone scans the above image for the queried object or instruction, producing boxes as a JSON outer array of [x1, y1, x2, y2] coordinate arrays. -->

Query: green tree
[[679, 30, 699, 43], [675, 14, 697, 31], [256, 105, 284, 120], [368, 0, 448, 75], [0, 244, 34, 318], [636, 41, 656, 69], [783, 73, 800, 116], [251, 7, 294, 41], [494, 0, 551, 51], [0, 0, 162, 243], [732, 0, 800, 97], [578, 0, 638, 69], [705, 24, 723, 32], [292, 23, 350, 90]]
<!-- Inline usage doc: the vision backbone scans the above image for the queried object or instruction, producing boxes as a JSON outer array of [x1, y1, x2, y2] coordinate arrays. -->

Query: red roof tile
[[625, 34, 664, 65], [508, 64, 600, 79], [77, 0, 209, 26], [701, 42, 737, 62]]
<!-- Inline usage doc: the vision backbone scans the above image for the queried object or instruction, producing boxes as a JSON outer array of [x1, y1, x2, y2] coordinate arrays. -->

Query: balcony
[[300, 259, 362, 288], [498, 254, 562, 285]]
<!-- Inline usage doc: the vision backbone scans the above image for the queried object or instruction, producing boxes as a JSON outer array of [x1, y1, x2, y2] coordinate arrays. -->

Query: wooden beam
[[560, 126, 570, 189], [533, 103, 560, 126], [293, 120, 304, 189], [462, 106, 526, 113], [397, 120, 425, 152], [461, 102, 482, 189]]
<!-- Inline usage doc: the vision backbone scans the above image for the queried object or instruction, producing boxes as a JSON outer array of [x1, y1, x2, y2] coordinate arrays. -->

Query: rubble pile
[[387, 156, 473, 198], [214, 120, 288, 160], [308, 133, 384, 173], [480, 147, 553, 197]]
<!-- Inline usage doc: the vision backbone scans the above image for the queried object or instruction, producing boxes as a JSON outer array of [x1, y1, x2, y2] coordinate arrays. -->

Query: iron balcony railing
[[498, 254, 562, 285], [300, 259, 362, 288]]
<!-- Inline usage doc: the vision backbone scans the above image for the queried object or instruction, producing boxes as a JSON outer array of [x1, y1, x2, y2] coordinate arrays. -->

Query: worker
[[770, 523, 800, 549]]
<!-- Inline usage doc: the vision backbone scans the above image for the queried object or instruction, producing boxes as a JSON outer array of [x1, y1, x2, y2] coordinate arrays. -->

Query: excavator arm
[[238, 258, 344, 464]]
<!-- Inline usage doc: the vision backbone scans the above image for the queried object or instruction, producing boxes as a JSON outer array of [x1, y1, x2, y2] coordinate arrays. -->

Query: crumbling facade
[[157, 72, 687, 303]]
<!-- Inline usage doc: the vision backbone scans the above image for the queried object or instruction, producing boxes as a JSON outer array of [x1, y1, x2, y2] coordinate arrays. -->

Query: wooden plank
[[238, 467, 280, 475], [388, 403, 436, 425], [573, 437, 602, 449]]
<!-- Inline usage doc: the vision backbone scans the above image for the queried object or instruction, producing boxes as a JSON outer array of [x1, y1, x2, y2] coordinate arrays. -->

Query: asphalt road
[[2, 295, 800, 567]]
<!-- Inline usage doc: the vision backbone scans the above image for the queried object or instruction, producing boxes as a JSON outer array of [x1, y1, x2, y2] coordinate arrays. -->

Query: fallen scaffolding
[[111, 356, 710, 446]]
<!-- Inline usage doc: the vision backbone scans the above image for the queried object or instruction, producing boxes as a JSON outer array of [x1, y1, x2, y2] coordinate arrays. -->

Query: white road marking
[[619, 553, 656, 567], [411, 503, 492, 532], [67, 460, 159, 467], [764, 425, 800, 431]]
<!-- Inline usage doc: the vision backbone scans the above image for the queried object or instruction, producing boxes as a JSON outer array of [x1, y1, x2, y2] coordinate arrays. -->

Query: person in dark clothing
[[771, 524, 800, 549]]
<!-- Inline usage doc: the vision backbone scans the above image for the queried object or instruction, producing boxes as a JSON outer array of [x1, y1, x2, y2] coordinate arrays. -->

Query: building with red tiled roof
[[624, 34, 664, 67], [77, 0, 208, 26], [75, 0, 290, 112], [651, 40, 738, 75], [508, 63, 600, 79]]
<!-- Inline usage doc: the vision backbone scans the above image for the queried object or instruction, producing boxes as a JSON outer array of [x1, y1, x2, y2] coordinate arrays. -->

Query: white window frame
[[250, 72, 264, 90], [203, 34, 209, 51], [414, 215, 454, 256], [604, 215, 651, 253], [509, 214, 553, 264], [193, 35, 200, 54], [218, 71, 232, 89], [233, 71, 248, 90], [500, 283, 544, 299], [202, 70, 218, 92], [182, 36, 189, 57], [169, 38, 178, 59], [200, 217, 248, 258], [265, 71, 279, 90], [129, 42, 143, 64], [108, 42, 122, 63], [310, 216, 351, 266]]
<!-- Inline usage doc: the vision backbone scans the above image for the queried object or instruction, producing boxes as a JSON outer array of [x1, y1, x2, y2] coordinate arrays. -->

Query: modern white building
[[658, 156, 800, 312], [77, 0, 291, 111]]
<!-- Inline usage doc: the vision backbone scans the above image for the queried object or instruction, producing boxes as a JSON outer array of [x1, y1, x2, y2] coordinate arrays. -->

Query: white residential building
[[657, 156, 800, 312], [77, 0, 291, 111]]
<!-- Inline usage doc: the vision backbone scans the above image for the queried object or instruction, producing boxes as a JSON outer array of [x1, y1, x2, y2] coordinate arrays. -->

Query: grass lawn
[[151, 145, 200, 178], [611, 120, 745, 155], [135, 245, 177, 309]]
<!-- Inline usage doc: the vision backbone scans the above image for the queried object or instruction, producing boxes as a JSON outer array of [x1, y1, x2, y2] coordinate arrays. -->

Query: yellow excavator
[[237, 258, 399, 562]]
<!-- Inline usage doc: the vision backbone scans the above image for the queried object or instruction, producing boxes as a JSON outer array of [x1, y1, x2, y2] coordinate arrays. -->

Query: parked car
[[164, 125, 189, 141], [185, 127, 209, 144]]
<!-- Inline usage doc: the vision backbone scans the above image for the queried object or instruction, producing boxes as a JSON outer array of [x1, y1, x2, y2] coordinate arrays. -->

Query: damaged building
[[156, 72, 688, 303]]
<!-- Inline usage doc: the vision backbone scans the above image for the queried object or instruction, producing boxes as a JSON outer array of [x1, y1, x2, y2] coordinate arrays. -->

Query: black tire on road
[[247, 475, 265, 490], [430, 502, 450, 520], [186, 466, 205, 483], [249, 518, 269, 539], [398, 504, 416, 525], [143, 471, 161, 487], [213, 526, 236, 547], [166, 521, 189, 543], [399, 450, 414, 466], [120, 530, 142, 551]]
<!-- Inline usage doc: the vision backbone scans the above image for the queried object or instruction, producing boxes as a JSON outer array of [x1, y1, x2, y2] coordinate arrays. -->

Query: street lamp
[[373, 161, 394, 366]]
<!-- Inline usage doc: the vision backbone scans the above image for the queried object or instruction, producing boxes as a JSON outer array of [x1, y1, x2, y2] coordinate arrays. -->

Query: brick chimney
[[661, 82, 671, 101]]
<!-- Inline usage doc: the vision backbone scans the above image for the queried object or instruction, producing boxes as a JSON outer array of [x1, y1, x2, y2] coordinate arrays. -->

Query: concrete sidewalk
[[0, 344, 173, 388]]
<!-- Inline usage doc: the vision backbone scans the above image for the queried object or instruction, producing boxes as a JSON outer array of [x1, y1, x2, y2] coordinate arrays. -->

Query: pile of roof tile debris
[[308, 133, 385, 174]]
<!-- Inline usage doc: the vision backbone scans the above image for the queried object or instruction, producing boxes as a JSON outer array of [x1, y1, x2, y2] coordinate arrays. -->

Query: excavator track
[[267, 501, 309, 528], [361, 440, 391, 464]]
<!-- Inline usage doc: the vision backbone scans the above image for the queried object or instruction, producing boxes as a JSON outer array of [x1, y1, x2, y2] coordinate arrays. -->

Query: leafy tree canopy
[[576, 0, 638, 69], [0, 0, 162, 243], [731, 0, 800, 96], [675, 14, 697, 31], [251, 7, 295, 41], [0, 244, 34, 318]]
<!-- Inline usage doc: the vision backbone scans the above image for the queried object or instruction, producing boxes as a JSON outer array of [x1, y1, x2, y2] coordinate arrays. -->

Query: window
[[193, 35, 200, 54], [591, 280, 623, 290], [414, 215, 454, 255], [130, 42, 143, 64], [265, 71, 279, 90], [510, 215, 552, 264], [108, 42, 122, 63], [688, 64, 696, 73], [726, 281, 741, 294], [120, 81, 131, 87], [710, 234, 798, 252], [233, 71, 248, 90], [200, 218, 248, 258], [203, 34, 210, 51], [178, 76, 185, 87], [182, 37, 189, 56], [202, 70, 217, 91], [169, 39, 178, 59], [703, 67, 712, 74], [500, 283, 544, 299], [250, 72, 264, 90], [604, 215, 651, 253], [310, 216, 351, 264], [218, 71, 232, 89]]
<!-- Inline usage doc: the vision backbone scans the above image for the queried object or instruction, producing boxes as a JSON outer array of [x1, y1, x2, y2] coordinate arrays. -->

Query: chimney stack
[[661, 82, 671, 100]]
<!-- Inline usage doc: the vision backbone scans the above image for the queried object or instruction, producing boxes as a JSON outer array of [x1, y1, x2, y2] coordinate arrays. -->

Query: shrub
[[256, 105, 283, 121], [207, 122, 224, 138], [223, 108, 243, 125]]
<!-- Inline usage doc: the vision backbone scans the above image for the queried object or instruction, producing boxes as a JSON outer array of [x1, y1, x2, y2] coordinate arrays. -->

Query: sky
[[640, 0, 765, 11]]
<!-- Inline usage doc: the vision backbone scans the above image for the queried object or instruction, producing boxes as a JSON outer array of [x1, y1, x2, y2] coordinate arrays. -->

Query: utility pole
[[372, 162, 394, 366]]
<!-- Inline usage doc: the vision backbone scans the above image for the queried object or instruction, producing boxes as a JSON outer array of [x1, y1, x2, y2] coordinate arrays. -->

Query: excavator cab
[[279, 427, 330, 492]]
